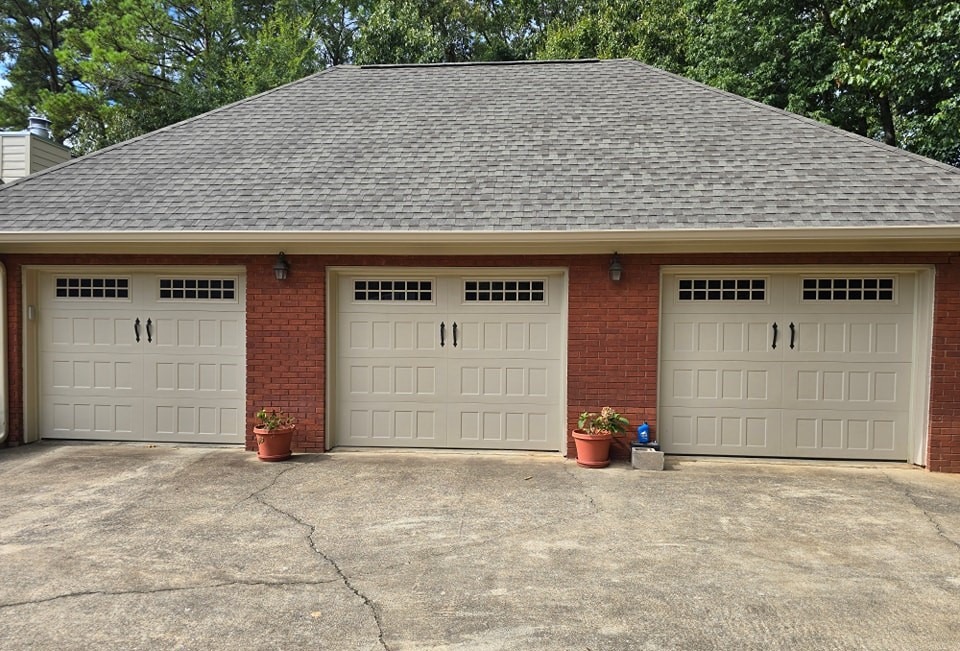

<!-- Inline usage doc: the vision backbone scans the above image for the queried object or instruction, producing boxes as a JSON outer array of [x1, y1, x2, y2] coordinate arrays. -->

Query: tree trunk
[[878, 94, 897, 147]]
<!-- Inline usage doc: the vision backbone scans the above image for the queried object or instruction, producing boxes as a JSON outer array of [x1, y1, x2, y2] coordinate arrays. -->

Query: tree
[[537, 0, 960, 167], [538, 0, 687, 71], [0, 0, 92, 139], [40, 0, 356, 153], [828, 0, 960, 164], [2, 0, 957, 166], [685, 0, 872, 135], [352, 0, 574, 65]]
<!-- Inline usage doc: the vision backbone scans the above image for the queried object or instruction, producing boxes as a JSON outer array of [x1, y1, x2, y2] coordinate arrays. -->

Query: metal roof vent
[[27, 116, 52, 140]]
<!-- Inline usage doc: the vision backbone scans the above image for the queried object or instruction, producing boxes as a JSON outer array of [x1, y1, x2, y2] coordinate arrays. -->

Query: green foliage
[[0, 0, 93, 139], [228, 3, 324, 97], [353, 0, 444, 64], [830, 0, 960, 163], [539, 0, 687, 71], [255, 408, 296, 431], [578, 407, 629, 436], [0, 0, 955, 165]]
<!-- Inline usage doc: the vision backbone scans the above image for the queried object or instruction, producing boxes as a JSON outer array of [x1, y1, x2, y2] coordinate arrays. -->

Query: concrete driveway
[[1, 444, 958, 650]]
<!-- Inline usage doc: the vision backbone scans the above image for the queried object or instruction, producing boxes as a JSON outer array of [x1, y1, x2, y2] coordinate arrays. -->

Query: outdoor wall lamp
[[609, 252, 623, 283], [273, 252, 290, 281]]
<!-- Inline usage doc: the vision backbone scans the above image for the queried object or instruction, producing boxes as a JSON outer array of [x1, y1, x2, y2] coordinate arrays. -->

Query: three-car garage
[[12, 262, 936, 467]]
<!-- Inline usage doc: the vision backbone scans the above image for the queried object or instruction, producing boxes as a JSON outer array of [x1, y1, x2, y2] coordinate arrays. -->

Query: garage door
[[660, 271, 915, 460], [38, 271, 245, 443], [335, 271, 564, 450]]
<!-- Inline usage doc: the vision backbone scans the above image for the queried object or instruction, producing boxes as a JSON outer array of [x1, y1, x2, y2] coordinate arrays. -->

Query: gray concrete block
[[632, 447, 665, 470]]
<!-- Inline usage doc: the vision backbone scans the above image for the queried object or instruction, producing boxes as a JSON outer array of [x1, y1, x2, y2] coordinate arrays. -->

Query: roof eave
[[2, 226, 959, 255]]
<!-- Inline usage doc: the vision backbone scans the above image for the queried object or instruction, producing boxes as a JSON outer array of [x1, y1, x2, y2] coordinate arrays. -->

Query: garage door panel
[[793, 316, 913, 362], [42, 314, 138, 352], [662, 408, 781, 456], [151, 314, 244, 352], [343, 404, 447, 447], [453, 363, 555, 400], [145, 399, 243, 444], [782, 362, 911, 411], [343, 317, 441, 355], [660, 362, 781, 409], [456, 318, 558, 358], [144, 354, 243, 396], [662, 318, 780, 361], [43, 352, 143, 396], [782, 410, 907, 459], [345, 362, 442, 399], [42, 399, 139, 440], [451, 405, 555, 449]]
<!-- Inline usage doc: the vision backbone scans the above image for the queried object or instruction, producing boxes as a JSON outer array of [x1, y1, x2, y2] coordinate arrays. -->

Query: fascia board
[[2, 226, 960, 254]]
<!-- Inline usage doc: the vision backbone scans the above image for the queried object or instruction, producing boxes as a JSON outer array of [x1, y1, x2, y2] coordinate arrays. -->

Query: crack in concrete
[[560, 459, 601, 515], [252, 466, 390, 651], [0, 578, 338, 610], [882, 470, 960, 553], [230, 462, 299, 509]]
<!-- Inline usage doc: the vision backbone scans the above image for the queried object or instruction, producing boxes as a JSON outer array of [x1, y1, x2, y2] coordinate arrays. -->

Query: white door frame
[[21, 265, 247, 444], [326, 266, 569, 452], [659, 264, 934, 466]]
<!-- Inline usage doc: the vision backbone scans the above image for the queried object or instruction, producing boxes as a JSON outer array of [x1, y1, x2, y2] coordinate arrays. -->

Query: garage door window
[[55, 277, 129, 299], [463, 279, 546, 302], [802, 278, 894, 301], [677, 278, 765, 302], [159, 278, 236, 301], [353, 280, 433, 302]]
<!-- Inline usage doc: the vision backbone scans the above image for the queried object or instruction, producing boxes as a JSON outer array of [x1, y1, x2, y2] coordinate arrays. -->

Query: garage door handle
[[440, 321, 445, 347], [771, 322, 778, 350], [452, 322, 458, 347], [134, 318, 141, 343], [789, 322, 795, 350], [146, 318, 153, 343]]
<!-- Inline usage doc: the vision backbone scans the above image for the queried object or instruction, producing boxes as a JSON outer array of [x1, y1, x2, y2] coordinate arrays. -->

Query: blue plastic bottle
[[637, 422, 650, 444]]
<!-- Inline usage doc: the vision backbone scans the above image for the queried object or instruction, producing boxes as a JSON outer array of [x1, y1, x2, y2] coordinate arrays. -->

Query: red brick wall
[[929, 255, 960, 472], [245, 255, 327, 451], [566, 256, 658, 459], [2, 250, 960, 472], [3, 259, 23, 444]]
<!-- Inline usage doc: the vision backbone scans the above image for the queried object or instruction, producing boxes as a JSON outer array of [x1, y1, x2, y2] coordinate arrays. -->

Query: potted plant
[[572, 407, 629, 468], [253, 408, 296, 462]]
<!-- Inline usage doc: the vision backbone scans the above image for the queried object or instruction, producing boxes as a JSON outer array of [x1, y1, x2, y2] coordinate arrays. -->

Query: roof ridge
[[0, 65, 351, 193], [614, 58, 960, 176], [360, 59, 599, 69]]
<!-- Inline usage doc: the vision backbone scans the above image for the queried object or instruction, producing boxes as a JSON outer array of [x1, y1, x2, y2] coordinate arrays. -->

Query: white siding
[[29, 137, 71, 174], [0, 133, 70, 183]]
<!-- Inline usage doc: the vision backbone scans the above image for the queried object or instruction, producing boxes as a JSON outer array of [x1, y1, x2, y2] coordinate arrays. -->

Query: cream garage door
[[660, 272, 914, 460], [336, 272, 564, 450], [38, 271, 245, 443]]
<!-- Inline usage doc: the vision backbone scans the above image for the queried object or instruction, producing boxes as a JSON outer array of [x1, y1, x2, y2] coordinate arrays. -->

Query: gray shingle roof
[[1, 59, 958, 232]]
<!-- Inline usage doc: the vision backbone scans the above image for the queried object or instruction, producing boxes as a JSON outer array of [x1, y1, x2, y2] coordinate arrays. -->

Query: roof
[[0, 58, 958, 245]]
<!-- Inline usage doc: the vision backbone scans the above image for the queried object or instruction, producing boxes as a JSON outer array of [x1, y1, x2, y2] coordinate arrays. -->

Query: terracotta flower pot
[[572, 429, 613, 468], [254, 425, 295, 462]]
